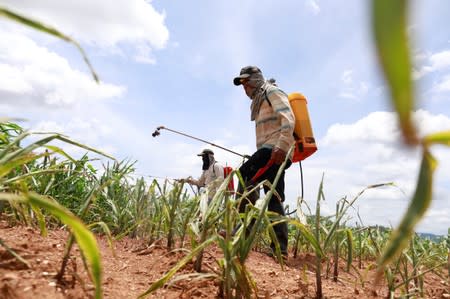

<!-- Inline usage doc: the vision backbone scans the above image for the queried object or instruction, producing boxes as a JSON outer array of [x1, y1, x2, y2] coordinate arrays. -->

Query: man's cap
[[197, 149, 214, 156], [233, 66, 262, 86]]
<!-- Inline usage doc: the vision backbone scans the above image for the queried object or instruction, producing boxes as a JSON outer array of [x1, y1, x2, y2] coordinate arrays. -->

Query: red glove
[[270, 147, 287, 165]]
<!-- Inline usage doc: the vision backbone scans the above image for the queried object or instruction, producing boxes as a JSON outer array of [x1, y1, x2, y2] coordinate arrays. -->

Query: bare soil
[[0, 219, 448, 299]]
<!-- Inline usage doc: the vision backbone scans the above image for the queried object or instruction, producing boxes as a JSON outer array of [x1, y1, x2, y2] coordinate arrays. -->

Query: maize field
[[0, 121, 449, 298], [1, 1, 450, 298]]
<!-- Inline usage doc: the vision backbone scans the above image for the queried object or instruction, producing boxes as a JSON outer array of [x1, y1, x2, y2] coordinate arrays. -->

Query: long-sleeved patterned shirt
[[254, 87, 295, 154]]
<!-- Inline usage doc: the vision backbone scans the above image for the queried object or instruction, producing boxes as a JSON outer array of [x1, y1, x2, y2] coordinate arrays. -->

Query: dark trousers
[[237, 148, 291, 255]]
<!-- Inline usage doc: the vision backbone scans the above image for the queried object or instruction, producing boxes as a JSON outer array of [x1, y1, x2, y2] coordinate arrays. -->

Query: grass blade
[[372, 0, 417, 145]]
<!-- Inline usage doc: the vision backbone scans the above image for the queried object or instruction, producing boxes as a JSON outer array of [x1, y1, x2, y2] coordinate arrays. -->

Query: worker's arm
[[186, 171, 206, 187]]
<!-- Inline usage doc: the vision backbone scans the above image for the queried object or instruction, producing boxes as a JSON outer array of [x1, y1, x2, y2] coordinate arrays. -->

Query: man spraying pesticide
[[152, 68, 318, 261], [152, 126, 237, 200], [180, 149, 225, 203], [233, 65, 317, 262]]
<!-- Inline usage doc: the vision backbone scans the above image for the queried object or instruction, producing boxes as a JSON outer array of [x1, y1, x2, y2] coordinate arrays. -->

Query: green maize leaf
[[30, 202, 48, 237], [0, 132, 30, 161], [0, 152, 46, 178], [394, 261, 446, 290], [376, 149, 436, 279], [0, 134, 8, 144], [264, 215, 285, 268], [2, 168, 65, 185], [289, 219, 324, 257], [0, 7, 98, 83], [1, 133, 115, 169], [47, 135, 115, 160], [138, 236, 217, 298], [323, 182, 394, 250], [372, 0, 417, 145], [44, 145, 78, 163], [345, 229, 353, 272], [234, 259, 257, 298], [88, 222, 116, 257], [423, 131, 450, 147], [0, 192, 103, 299]]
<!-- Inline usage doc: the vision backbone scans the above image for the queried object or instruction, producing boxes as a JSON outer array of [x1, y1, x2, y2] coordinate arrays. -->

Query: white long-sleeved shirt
[[189, 162, 224, 197]]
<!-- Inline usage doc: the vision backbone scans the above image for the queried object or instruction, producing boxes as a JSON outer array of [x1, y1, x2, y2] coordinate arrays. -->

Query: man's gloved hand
[[270, 147, 287, 165], [184, 176, 194, 184]]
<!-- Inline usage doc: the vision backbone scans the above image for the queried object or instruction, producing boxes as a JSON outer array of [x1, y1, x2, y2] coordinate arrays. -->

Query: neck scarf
[[250, 81, 275, 121]]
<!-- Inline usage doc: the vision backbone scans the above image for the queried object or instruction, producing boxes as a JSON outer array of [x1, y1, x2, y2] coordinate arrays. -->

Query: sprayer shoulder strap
[[264, 89, 272, 107], [212, 162, 220, 177], [264, 88, 290, 109]]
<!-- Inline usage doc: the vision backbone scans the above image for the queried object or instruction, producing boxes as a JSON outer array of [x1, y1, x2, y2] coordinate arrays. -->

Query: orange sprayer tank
[[288, 92, 317, 162]]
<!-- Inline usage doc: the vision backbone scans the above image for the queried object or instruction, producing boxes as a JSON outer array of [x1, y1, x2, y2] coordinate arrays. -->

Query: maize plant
[[0, 122, 116, 299]]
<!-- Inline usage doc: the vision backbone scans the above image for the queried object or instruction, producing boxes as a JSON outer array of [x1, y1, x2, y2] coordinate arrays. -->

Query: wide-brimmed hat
[[197, 149, 214, 156], [233, 66, 262, 86]]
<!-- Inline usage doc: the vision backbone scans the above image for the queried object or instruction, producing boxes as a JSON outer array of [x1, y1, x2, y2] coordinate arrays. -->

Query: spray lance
[[152, 126, 249, 159], [152, 125, 303, 215], [152, 126, 283, 192]]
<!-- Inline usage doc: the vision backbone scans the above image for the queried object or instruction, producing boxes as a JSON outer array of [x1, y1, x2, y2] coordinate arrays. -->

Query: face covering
[[245, 72, 265, 97], [202, 155, 210, 170], [202, 154, 216, 170]]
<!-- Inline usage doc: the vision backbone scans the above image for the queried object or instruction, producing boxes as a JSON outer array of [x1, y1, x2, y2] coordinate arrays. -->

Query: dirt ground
[[0, 219, 448, 299]]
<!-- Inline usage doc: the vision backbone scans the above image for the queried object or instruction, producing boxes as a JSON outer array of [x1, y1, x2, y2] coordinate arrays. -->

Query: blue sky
[[1, 0, 449, 234]]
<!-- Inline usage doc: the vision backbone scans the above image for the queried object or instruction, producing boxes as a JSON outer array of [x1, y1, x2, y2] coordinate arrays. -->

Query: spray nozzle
[[152, 126, 165, 137]]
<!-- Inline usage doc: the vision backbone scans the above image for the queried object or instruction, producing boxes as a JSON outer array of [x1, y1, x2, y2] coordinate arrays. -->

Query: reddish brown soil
[[0, 220, 448, 299]]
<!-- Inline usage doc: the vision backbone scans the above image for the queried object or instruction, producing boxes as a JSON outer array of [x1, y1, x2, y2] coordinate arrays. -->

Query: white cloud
[[341, 70, 353, 84], [0, 64, 33, 94], [413, 109, 450, 135], [32, 117, 117, 157], [134, 44, 156, 65], [0, 0, 169, 63], [0, 29, 125, 108], [433, 75, 450, 93], [413, 49, 450, 79], [305, 0, 320, 15], [338, 69, 369, 100], [300, 110, 450, 235], [359, 82, 369, 94], [338, 92, 356, 99], [322, 111, 401, 145]]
